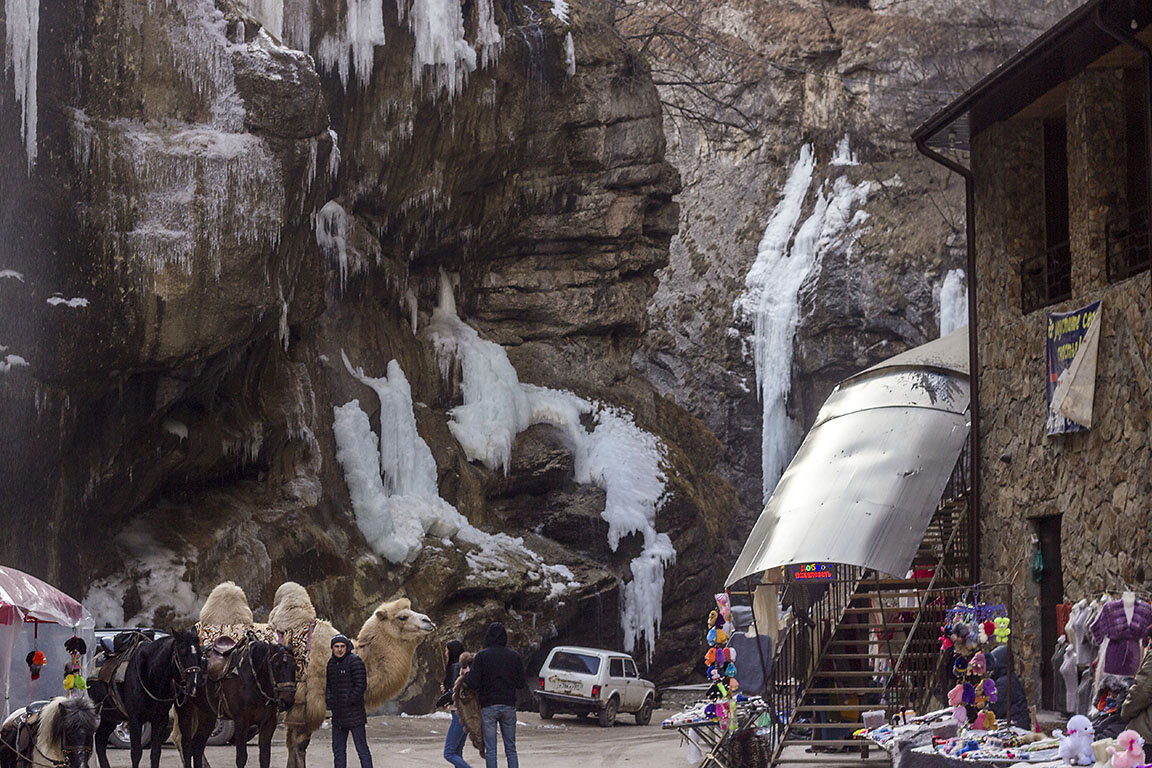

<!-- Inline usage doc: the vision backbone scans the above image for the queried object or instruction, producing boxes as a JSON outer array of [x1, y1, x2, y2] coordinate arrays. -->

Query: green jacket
[[1122, 647, 1152, 742]]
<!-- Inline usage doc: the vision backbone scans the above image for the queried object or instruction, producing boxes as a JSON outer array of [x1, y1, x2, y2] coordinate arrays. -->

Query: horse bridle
[[140, 639, 202, 705], [251, 645, 296, 710]]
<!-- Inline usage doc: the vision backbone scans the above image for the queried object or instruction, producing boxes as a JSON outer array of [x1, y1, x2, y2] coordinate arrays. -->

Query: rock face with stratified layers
[[0, 0, 732, 706]]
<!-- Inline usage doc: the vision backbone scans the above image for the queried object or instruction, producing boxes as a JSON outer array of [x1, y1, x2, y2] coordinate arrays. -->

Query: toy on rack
[[937, 597, 1009, 729], [1053, 714, 1095, 766], [705, 594, 739, 731], [62, 636, 87, 695]]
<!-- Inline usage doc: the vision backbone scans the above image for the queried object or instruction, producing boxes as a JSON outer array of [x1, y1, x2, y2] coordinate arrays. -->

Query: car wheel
[[538, 698, 554, 720], [634, 697, 653, 726], [110, 722, 152, 749], [598, 697, 618, 728], [206, 719, 234, 747]]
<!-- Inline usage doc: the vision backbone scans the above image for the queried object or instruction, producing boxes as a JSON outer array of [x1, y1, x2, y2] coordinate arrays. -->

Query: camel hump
[[200, 581, 254, 625]]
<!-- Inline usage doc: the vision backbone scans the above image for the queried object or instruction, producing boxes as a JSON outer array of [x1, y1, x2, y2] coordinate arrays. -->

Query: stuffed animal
[[951, 706, 968, 725], [981, 677, 997, 704], [947, 684, 964, 706], [1054, 714, 1095, 766], [969, 652, 987, 676], [993, 617, 1011, 644], [714, 593, 733, 623], [972, 710, 996, 730], [1107, 730, 1146, 768]]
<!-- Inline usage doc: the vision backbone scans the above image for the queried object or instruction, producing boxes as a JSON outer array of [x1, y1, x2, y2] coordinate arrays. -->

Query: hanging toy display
[[63, 636, 88, 695], [26, 650, 46, 680], [936, 595, 1009, 729], [704, 593, 739, 732]]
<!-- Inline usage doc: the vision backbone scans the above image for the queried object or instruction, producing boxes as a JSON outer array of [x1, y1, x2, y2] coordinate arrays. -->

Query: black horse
[[91, 630, 204, 768], [0, 696, 98, 768], [176, 640, 296, 768]]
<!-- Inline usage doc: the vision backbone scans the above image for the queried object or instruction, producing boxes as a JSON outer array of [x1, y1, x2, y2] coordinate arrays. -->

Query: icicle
[[4, 0, 40, 169], [475, 0, 502, 68], [316, 0, 386, 90], [406, 0, 475, 97], [563, 31, 575, 77], [237, 0, 284, 40]]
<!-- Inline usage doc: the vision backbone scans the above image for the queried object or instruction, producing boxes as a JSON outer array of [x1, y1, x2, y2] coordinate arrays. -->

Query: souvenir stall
[[0, 566, 95, 717], [662, 593, 772, 768]]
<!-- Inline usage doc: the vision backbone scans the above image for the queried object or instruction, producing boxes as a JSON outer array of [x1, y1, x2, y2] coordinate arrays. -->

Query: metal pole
[[915, 136, 982, 584]]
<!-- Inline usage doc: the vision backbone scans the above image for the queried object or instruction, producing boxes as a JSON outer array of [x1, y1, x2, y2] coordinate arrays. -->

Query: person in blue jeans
[[437, 639, 471, 768], [464, 622, 525, 768], [325, 634, 373, 768]]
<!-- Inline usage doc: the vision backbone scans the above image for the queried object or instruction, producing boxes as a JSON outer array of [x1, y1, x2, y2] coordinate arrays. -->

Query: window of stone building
[[1106, 68, 1151, 282], [1022, 117, 1072, 313]]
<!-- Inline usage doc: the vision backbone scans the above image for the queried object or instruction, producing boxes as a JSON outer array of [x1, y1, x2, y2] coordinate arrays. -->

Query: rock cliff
[[628, 0, 1080, 533], [0, 0, 733, 705]]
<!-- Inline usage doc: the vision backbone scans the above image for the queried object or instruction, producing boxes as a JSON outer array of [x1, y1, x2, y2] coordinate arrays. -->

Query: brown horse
[[176, 639, 296, 768]]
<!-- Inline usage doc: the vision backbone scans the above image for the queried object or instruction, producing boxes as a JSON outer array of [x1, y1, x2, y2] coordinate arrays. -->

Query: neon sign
[[792, 563, 833, 581]]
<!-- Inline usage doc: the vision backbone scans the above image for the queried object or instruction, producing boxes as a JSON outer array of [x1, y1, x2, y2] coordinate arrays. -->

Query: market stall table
[[662, 698, 768, 768]]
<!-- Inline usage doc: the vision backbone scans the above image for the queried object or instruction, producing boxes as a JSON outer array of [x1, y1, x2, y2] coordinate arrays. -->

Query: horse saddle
[[206, 636, 241, 682], [13, 703, 48, 753]]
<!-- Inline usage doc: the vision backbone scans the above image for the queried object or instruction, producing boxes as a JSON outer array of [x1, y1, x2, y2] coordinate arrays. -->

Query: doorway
[[1034, 514, 1064, 711]]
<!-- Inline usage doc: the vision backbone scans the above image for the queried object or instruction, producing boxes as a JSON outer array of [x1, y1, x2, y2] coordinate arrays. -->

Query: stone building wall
[[971, 66, 1152, 698]]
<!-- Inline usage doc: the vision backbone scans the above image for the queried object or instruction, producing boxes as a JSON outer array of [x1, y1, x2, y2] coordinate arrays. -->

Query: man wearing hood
[[464, 622, 525, 768], [987, 645, 1030, 730], [326, 634, 373, 768]]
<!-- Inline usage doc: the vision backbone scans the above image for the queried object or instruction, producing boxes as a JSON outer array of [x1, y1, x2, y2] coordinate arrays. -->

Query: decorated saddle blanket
[[196, 622, 315, 673]]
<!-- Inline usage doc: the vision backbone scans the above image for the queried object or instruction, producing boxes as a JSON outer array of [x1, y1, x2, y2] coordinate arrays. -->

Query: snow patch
[[163, 419, 189, 441], [830, 134, 858, 166], [0, 355, 29, 373], [46, 296, 88, 308], [0, 270, 24, 282], [3, 0, 39, 169], [735, 144, 873, 502], [563, 32, 575, 77], [83, 525, 201, 627], [938, 268, 968, 337]]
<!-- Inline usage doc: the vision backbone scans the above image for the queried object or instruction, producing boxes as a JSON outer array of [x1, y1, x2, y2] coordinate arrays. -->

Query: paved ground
[[103, 710, 686, 768]]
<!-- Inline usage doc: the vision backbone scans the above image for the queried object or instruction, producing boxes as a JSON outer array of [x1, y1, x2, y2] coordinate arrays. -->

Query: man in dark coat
[[464, 622, 525, 768], [326, 634, 373, 768], [987, 645, 1030, 730]]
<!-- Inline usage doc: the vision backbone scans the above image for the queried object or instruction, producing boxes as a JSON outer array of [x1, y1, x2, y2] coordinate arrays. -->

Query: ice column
[[938, 268, 968, 336], [4, 0, 39, 169]]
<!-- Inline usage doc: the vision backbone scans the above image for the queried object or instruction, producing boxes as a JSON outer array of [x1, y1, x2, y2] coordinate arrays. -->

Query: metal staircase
[[751, 448, 974, 767]]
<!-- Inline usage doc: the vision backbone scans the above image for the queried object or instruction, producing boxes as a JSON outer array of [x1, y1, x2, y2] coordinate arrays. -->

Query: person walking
[[326, 634, 374, 768], [464, 622, 525, 768], [438, 639, 472, 768]]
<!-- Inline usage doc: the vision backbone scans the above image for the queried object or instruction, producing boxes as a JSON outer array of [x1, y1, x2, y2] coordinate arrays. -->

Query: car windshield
[[550, 651, 601, 675]]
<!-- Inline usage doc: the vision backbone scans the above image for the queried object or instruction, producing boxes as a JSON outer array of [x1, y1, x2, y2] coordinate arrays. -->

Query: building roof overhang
[[913, 0, 1152, 152]]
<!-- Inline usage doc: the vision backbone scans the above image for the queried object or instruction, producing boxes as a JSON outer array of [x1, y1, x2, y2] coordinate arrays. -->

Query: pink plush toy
[[947, 684, 964, 706], [1107, 730, 1146, 768], [969, 652, 987, 676]]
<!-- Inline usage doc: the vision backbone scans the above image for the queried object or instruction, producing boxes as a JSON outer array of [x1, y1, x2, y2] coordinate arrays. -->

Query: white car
[[534, 646, 656, 727]]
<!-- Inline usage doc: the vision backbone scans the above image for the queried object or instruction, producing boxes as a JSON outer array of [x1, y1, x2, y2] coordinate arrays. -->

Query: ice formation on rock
[[735, 143, 873, 503], [239, 0, 284, 40], [0, 355, 29, 373], [938, 268, 968, 337], [46, 296, 89, 308], [316, 0, 387, 90], [563, 32, 575, 77], [429, 271, 673, 660], [403, 0, 476, 96], [314, 201, 351, 291], [830, 133, 859, 166], [550, 0, 571, 23], [84, 525, 201, 627], [3, 0, 39, 169]]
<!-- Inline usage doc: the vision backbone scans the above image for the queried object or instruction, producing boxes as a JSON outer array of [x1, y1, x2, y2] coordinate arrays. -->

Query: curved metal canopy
[[726, 328, 971, 586]]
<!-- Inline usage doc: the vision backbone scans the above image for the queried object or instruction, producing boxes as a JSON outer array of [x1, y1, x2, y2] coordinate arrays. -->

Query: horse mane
[[268, 582, 316, 631], [38, 697, 95, 766], [200, 581, 253, 625]]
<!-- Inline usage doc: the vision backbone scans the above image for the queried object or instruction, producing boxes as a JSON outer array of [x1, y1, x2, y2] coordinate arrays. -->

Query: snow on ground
[[938, 268, 968, 336], [428, 271, 672, 660], [735, 141, 873, 503], [46, 296, 88, 307]]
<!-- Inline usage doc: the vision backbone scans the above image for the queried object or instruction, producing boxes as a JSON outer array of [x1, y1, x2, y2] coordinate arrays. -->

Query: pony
[[90, 630, 204, 768], [0, 696, 98, 768], [176, 639, 296, 768]]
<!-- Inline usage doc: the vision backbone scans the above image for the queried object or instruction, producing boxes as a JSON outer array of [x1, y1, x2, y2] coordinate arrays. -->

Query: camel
[[197, 581, 436, 768]]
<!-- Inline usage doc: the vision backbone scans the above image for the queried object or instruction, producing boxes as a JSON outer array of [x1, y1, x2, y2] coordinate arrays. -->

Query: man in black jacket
[[464, 622, 525, 768], [326, 634, 374, 768]]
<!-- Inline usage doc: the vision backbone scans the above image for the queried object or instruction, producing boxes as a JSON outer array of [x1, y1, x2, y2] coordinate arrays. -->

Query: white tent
[[0, 566, 95, 717]]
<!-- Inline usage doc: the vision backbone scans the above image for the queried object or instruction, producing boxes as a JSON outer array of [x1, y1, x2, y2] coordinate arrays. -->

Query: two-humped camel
[[198, 581, 436, 768]]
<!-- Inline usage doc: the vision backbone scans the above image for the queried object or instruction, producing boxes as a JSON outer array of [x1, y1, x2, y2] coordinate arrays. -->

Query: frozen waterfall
[[938, 268, 968, 336], [429, 271, 673, 661], [735, 143, 873, 503]]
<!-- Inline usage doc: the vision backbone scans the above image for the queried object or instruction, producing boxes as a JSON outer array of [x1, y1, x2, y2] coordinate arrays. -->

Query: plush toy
[[952, 655, 969, 677], [951, 706, 968, 725], [1107, 730, 1146, 768], [961, 683, 976, 705], [714, 593, 733, 623], [708, 610, 719, 627], [1054, 714, 1095, 766], [705, 648, 717, 666], [972, 710, 996, 730], [947, 684, 964, 706], [969, 652, 987, 676], [26, 650, 45, 680], [981, 678, 998, 704], [993, 617, 1011, 644], [983, 620, 995, 638]]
